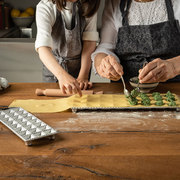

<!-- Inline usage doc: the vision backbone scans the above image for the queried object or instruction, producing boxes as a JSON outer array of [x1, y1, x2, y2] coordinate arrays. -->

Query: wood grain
[[1, 154, 180, 180], [0, 82, 180, 179]]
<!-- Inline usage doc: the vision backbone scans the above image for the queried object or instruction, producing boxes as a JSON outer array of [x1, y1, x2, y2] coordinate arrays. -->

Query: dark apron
[[43, 1, 86, 82], [115, 0, 180, 82]]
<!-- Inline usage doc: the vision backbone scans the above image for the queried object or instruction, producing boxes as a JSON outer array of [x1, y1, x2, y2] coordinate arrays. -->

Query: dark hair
[[51, 0, 100, 17]]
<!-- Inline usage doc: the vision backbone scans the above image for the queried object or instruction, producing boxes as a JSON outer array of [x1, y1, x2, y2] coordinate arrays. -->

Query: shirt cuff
[[91, 46, 120, 75], [35, 37, 53, 51], [82, 31, 99, 41]]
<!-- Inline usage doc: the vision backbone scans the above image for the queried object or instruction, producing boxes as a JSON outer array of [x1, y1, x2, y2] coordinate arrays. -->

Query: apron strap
[[165, 0, 175, 22], [77, 0, 82, 14], [120, 0, 132, 26], [72, 0, 83, 31], [71, 1, 79, 29]]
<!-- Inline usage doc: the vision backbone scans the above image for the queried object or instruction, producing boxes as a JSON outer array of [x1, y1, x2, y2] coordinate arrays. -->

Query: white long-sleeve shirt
[[92, 0, 180, 68], [35, 0, 99, 51]]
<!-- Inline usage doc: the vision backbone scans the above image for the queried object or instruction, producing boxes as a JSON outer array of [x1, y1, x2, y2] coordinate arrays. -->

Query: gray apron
[[115, 0, 180, 82], [43, 1, 86, 82]]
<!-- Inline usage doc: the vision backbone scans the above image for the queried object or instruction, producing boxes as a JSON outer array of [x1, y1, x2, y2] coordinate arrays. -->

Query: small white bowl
[[12, 16, 34, 27], [129, 77, 159, 93]]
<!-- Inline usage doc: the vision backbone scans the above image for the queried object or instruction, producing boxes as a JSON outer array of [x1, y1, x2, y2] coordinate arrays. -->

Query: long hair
[[51, 0, 100, 17]]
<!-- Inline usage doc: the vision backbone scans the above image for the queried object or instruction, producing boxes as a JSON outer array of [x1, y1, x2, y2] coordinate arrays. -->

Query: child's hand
[[58, 73, 82, 97], [77, 78, 93, 90]]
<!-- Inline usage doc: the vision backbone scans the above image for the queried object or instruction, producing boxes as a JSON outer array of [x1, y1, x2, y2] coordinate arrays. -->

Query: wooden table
[[0, 82, 180, 180]]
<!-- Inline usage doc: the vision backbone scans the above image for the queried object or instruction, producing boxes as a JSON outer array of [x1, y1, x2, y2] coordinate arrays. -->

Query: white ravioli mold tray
[[0, 107, 58, 146]]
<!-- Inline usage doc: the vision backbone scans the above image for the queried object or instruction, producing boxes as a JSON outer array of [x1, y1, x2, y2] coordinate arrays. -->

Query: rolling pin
[[36, 88, 95, 97]]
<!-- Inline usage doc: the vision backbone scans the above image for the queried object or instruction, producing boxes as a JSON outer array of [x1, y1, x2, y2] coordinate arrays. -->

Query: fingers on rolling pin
[[88, 82, 93, 89]]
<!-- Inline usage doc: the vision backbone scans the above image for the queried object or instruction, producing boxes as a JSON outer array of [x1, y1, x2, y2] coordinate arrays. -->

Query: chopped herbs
[[155, 101, 164, 106], [167, 96, 175, 102], [126, 89, 178, 107], [139, 92, 148, 99], [127, 95, 138, 106], [153, 95, 163, 101], [166, 91, 172, 97], [141, 99, 151, 106], [152, 92, 160, 97], [168, 101, 176, 106], [131, 88, 140, 98]]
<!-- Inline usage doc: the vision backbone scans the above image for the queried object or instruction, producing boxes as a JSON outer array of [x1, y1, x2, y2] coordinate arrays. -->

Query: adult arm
[[92, 0, 123, 81], [139, 1, 180, 83]]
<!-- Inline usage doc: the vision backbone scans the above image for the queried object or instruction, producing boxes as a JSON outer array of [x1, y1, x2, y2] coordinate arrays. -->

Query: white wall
[[0, 42, 43, 82]]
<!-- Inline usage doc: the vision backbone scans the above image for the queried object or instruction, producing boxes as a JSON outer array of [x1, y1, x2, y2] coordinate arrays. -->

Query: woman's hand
[[96, 55, 124, 81], [138, 58, 177, 83], [77, 77, 93, 90], [58, 72, 82, 96]]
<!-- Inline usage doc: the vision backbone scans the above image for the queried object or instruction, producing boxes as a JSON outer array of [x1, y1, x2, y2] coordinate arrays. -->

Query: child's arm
[[77, 41, 96, 90], [38, 47, 82, 96]]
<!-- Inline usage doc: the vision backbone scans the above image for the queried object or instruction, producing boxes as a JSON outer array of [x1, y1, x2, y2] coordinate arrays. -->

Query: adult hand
[[58, 72, 82, 97], [77, 77, 93, 90], [96, 55, 123, 81], [138, 58, 176, 83]]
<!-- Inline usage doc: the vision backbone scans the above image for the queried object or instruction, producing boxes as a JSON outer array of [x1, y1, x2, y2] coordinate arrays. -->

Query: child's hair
[[51, 0, 100, 17]]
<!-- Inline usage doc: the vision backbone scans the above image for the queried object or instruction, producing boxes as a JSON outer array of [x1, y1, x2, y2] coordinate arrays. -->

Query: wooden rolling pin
[[35, 88, 97, 97]]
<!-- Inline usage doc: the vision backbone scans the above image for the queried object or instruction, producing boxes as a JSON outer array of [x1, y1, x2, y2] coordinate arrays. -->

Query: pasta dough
[[9, 94, 180, 113]]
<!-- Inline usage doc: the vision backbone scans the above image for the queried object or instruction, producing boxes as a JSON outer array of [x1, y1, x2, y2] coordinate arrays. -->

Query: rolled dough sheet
[[9, 98, 71, 113], [9, 94, 180, 113]]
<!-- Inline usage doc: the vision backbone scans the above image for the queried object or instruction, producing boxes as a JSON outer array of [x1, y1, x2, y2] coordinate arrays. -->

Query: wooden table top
[[0, 82, 180, 180]]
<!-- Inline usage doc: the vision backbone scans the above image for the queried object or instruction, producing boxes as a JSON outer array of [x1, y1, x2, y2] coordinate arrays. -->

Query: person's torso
[[114, 0, 180, 81], [42, 1, 86, 82], [110, 0, 180, 32], [51, 2, 86, 59]]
